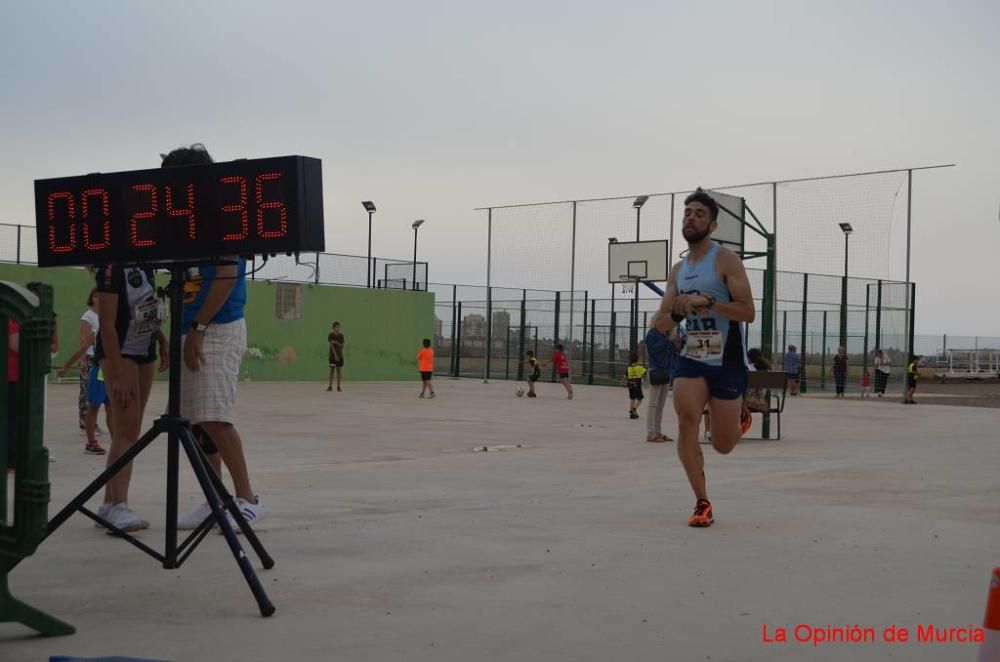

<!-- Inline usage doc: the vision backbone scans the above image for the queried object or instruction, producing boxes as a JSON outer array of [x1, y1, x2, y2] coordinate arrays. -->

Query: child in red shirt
[[860, 369, 872, 398], [545, 343, 574, 400]]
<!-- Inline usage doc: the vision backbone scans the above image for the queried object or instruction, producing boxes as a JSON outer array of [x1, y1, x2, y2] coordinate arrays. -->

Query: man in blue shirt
[[783, 345, 800, 396], [163, 144, 264, 531], [644, 327, 675, 443]]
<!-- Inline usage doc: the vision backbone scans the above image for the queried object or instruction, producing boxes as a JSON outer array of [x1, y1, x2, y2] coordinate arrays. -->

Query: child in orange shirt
[[417, 338, 436, 399]]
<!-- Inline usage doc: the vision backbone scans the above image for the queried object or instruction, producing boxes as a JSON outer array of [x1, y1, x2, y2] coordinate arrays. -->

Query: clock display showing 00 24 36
[[33, 155, 325, 267]]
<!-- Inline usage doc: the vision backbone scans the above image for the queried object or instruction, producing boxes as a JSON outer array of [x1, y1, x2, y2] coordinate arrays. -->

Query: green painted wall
[[0, 263, 434, 381], [242, 281, 434, 381]]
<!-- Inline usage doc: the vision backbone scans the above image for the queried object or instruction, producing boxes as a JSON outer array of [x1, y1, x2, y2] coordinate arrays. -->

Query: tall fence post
[[800, 273, 808, 393], [839, 273, 848, 350], [761, 234, 776, 438], [485, 287, 493, 383], [569, 201, 577, 374], [863, 284, 871, 372], [781, 311, 788, 361], [761, 234, 776, 363], [505, 327, 511, 380], [551, 292, 561, 382], [314, 252, 321, 284], [16, 224, 22, 264], [588, 298, 596, 385], [581, 291, 588, 383], [821, 310, 828, 390], [628, 297, 636, 356], [609, 311, 617, 381], [875, 280, 883, 353], [517, 290, 526, 381], [455, 302, 463, 378], [449, 285, 457, 376], [907, 282, 917, 371]]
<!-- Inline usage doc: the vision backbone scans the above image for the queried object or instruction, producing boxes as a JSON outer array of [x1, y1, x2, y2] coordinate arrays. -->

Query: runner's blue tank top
[[677, 242, 744, 367]]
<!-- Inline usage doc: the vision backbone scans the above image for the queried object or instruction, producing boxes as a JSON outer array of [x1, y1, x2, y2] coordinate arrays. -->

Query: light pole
[[838, 222, 853, 348], [411, 219, 425, 291], [362, 201, 376, 288], [632, 196, 648, 241]]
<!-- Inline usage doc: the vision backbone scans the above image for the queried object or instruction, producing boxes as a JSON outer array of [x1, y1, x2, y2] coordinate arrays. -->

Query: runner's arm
[[714, 251, 756, 323], [649, 262, 683, 334]]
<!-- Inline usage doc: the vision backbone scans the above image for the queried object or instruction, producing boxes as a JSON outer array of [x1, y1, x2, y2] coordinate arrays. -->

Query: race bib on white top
[[133, 296, 163, 336]]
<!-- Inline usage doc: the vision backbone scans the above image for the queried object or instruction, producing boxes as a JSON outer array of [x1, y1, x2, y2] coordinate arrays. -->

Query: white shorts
[[181, 318, 246, 425]]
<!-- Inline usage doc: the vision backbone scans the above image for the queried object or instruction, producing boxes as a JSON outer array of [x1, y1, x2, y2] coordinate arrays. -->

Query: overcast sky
[[1, 1, 997, 335]]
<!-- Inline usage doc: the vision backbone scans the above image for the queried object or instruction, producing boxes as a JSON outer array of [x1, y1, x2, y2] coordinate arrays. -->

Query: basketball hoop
[[619, 275, 635, 295]]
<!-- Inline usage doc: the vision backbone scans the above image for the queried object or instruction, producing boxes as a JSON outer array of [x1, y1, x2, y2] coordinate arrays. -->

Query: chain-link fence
[[431, 269, 915, 391]]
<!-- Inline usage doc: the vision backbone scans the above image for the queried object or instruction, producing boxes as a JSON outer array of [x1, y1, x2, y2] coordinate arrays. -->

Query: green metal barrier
[[0, 281, 74, 636]]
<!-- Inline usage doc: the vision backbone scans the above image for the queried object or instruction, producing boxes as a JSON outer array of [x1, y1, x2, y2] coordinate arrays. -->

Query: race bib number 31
[[687, 330, 722, 360]]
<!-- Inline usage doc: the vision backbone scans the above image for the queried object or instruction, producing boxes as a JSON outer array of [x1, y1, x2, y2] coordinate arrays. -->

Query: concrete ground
[[2, 378, 997, 662]]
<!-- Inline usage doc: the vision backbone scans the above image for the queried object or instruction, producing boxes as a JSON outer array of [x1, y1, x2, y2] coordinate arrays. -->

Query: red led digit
[[47, 191, 76, 253], [166, 183, 196, 240], [220, 176, 248, 240], [81, 188, 111, 250], [255, 172, 288, 239], [130, 184, 158, 247]]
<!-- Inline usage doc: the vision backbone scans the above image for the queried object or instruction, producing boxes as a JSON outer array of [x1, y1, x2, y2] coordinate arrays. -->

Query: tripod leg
[[181, 427, 274, 568], [178, 427, 275, 617]]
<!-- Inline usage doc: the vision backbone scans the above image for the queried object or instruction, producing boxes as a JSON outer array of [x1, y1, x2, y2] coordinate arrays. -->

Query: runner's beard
[[684, 227, 711, 244]]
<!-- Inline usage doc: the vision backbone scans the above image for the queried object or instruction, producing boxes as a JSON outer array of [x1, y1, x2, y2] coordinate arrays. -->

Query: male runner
[[650, 189, 755, 527]]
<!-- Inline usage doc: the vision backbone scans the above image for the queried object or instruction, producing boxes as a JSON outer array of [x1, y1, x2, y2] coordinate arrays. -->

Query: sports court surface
[[3, 379, 997, 662]]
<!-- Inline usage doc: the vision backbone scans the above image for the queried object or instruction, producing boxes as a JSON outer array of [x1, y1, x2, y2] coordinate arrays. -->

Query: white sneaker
[[219, 496, 265, 534], [177, 501, 213, 530], [105, 503, 149, 533], [93, 502, 113, 529]]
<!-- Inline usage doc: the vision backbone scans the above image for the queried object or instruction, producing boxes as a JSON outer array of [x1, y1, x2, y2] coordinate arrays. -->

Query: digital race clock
[[34, 155, 324, 267]]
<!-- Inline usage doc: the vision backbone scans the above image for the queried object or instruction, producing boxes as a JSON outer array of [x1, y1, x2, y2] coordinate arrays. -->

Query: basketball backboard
[[704, 189, 746, 253], [608, 239, 669, 284]]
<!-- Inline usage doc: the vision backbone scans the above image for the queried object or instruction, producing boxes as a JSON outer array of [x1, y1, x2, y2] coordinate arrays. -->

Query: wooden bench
[[700, 370, 789, 442], [746, 370, 789, 440]]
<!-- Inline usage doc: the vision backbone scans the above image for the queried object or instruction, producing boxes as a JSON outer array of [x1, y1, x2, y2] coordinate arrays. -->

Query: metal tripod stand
[[17, 264, 275, 616]]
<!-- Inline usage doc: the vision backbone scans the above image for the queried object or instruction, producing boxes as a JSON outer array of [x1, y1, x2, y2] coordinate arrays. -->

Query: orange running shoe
[[740, 407, 753, 434], [689, 499, 714, 527]]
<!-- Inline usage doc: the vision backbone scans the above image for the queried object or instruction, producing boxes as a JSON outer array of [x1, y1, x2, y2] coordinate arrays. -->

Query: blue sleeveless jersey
[[677, 242, 744, 367]]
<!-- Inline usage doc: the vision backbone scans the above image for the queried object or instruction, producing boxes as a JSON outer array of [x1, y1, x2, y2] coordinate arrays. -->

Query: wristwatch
[[190, 321, 209, 333]]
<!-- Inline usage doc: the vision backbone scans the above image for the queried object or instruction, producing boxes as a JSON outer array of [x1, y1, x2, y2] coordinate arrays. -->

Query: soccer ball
[[515, 387, 526, 397]]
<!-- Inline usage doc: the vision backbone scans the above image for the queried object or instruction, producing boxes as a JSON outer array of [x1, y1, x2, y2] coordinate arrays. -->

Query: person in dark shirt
[[326, 321, 345, 392], [94, 264, 168, 532]]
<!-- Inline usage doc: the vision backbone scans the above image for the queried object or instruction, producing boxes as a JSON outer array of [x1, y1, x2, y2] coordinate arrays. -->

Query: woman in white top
[[58, 288, 109, 454], [873, 348, 891, 397]]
